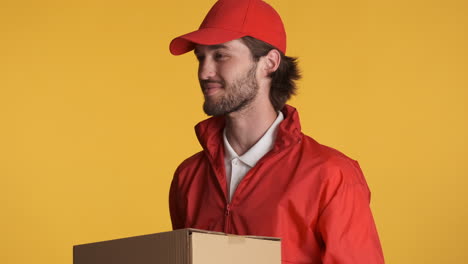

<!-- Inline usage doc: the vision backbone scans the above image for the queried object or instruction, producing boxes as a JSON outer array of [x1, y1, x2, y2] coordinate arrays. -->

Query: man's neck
[[224, 102, 278, 156]]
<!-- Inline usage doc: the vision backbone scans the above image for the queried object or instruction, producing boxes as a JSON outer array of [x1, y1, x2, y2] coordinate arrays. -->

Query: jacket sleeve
[[169, 169, 185, 230], [317, 163, 385, 263]]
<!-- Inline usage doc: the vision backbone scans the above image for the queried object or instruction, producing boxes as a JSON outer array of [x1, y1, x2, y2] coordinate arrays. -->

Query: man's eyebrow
[[194, 44, 229, 54], [207, 44, 228, 50]]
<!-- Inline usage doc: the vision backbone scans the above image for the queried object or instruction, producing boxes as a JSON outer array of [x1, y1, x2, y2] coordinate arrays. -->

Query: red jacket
[[169, 105, 384, 263]]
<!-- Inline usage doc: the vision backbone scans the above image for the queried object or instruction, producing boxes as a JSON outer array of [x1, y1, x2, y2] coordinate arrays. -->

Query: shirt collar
[[223, 111, 284, 167]]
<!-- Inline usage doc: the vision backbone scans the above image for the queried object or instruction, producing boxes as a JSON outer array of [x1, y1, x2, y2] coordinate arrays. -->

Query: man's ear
[[262, 49, 281, 76]]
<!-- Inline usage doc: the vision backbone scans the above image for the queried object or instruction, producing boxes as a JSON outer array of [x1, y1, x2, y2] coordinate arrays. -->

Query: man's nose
[[199, 59, 216, 80]]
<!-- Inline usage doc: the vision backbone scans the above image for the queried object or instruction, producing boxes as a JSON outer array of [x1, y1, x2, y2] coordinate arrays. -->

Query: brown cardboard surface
[[73, 229, 189, 264], [73, 228, 281, 264], [191, 232, 281, 264]]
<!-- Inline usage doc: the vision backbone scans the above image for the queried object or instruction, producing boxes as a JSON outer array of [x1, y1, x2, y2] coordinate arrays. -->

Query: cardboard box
[[73, 228, 281, 264]]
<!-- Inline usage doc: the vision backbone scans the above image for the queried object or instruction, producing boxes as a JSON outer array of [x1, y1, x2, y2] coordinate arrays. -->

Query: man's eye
[[196, 55, 205, 62], [214, 53, 227, 60]]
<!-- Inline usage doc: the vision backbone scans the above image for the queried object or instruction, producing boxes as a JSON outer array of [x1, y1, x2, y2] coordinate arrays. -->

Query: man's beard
[[202, 63, 258, 116]]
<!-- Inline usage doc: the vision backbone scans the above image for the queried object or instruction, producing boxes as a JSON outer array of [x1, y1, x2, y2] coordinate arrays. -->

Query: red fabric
[[169, 0, 286, 55], [169, 105, 385, 263]]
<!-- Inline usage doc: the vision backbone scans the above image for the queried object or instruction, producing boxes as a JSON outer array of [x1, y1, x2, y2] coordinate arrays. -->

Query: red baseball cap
[[169, 0, 286, 55]]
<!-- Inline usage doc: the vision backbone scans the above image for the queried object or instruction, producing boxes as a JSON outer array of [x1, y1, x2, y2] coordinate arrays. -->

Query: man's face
[[194, 39, 258, 116]]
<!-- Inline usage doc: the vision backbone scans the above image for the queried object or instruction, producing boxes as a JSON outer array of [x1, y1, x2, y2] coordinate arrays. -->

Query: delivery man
[[168, 0, 385, 263]]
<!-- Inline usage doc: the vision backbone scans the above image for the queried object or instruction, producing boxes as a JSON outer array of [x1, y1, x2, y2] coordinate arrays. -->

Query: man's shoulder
[[174, 150, 207, 175], [300, 135, 366, 185], [301, 134, 355, 161]]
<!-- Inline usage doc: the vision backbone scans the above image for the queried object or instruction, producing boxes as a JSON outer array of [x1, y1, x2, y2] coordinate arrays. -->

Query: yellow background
[[1, 0, 467, 263]]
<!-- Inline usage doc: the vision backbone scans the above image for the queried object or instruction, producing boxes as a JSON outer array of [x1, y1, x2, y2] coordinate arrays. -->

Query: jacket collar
[[195, 104, 303, 162]]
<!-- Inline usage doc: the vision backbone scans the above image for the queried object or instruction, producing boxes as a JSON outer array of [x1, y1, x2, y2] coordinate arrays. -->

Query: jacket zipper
[[224, 203, 231, 233]]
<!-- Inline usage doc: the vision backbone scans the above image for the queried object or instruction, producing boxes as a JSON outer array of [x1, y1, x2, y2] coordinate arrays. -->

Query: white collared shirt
[[223, 112, 284, 201]]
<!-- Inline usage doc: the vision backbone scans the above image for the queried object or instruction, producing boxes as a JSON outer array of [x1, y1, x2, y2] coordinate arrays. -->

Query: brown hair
[[240, 36, 301, 111]]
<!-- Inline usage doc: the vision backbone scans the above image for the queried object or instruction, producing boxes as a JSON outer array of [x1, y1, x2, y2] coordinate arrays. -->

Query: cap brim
[[169, 28, 246, 55]]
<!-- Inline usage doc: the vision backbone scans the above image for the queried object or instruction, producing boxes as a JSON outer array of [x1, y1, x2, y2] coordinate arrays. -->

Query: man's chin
[[203, 103, 225, 116]]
